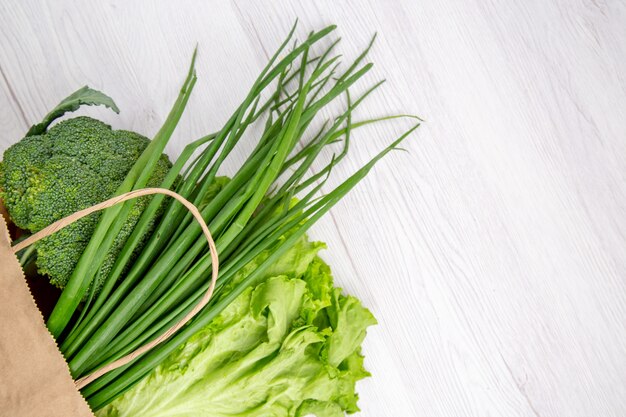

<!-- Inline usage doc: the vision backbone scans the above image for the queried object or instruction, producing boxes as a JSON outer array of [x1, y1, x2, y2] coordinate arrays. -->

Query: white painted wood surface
[[1, 1, 625, 416]]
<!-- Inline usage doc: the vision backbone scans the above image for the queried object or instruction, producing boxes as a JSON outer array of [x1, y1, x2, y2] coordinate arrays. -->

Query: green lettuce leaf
[[97, 236, 375, 417]]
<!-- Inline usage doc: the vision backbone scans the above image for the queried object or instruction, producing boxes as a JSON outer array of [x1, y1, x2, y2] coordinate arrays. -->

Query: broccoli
[[0, 116, 172, 294]]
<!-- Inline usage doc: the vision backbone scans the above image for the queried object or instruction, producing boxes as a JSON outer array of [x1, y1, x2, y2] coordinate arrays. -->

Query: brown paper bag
[[0, 212, 94, 416]]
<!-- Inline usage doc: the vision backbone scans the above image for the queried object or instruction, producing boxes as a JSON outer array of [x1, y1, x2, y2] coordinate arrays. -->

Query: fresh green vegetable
[[96, 235, 375, 417], [8, 22, 418, 411], [0, 111, 172, 293]]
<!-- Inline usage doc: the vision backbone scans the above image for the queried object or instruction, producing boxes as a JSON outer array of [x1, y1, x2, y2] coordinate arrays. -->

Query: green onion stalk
[[47, 22, 419, 410]]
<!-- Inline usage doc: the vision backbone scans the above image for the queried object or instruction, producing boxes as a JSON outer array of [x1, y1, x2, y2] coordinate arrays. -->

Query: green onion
[[47, 49, 199, 338], [48, 22, 419, 409]]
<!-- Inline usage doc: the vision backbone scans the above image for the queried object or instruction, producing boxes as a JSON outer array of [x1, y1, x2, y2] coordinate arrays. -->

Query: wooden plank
[[0, 0, 625, 416]]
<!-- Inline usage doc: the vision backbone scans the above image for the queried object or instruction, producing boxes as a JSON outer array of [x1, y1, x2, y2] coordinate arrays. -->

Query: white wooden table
[[1, 1, 625, 416]]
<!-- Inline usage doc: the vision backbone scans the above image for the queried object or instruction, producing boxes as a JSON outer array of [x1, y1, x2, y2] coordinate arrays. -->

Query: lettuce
[[96, 236, 376, 417]]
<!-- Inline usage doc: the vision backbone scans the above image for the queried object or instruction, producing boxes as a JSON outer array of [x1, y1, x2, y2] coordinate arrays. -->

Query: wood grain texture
[[1, 0, 625, 416]]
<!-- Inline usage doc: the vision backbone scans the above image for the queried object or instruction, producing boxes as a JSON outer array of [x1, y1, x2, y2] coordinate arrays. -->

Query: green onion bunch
[[44, 23, 418, 409]]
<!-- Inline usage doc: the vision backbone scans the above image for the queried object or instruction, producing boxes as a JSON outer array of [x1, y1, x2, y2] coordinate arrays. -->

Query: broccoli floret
[[1, 116, 172, 294]]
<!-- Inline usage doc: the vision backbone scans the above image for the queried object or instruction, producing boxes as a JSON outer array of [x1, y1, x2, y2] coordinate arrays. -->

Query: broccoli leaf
[[26, 86, 120, 136]]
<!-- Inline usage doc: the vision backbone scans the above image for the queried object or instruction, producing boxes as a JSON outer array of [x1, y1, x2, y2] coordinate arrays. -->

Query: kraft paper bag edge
[[0, 208, 95, 416]]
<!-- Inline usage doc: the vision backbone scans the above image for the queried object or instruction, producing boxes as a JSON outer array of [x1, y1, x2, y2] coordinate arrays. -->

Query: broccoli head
[[0, 116, 172, 293]]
